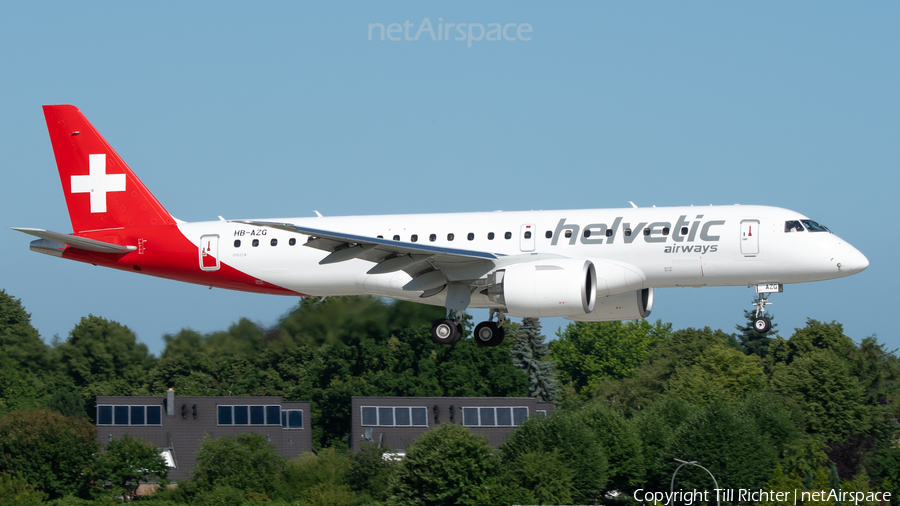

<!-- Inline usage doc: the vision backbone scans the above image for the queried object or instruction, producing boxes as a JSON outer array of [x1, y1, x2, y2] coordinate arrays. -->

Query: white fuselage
[[175, 204, 869, 310]]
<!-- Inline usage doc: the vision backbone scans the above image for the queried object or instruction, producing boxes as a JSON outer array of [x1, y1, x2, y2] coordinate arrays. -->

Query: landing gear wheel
[[431, 319, 461, 345], [753, 317, 772, 333], [473, 321, 505, 347]]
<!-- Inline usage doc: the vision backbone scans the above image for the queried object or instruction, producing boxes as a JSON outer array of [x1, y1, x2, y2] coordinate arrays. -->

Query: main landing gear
[[430, 309, 507, 347], [752, 293, 773, 333]]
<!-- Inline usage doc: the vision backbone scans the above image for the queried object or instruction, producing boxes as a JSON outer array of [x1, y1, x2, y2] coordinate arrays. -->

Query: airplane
[[14, 105, 869, 347]]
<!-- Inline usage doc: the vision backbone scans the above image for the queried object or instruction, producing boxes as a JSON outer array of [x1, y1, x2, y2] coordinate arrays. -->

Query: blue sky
[[1, 3, 897, 356]]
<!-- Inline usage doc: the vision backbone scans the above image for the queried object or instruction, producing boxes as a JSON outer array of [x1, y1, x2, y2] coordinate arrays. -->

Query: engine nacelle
[[487, 259, 597, 317], [567, 288, 654, 322]]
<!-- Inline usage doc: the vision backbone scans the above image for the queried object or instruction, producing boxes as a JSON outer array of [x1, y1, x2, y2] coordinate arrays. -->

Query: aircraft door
[[520, 224, 535, 252], [740, 220, 759, 255], [200, 235, 220, 271]]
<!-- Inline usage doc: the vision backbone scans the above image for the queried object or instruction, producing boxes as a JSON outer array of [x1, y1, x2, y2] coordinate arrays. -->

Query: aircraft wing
[[12, 228, 137, 253], [235, 220, 500, 291]]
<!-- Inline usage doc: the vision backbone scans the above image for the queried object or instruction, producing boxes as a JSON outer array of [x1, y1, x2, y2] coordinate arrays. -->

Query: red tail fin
[[43, 105, 176, 234]]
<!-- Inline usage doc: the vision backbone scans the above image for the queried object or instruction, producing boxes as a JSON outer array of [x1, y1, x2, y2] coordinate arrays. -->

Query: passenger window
[[289, 238, 296, 246], [504, 232, 512, 240], [606, 229, 613, 237], [662, 227, 670, 236], [467, 233, 474, 241], [524, 231, 532, 239], [252, 239, 259, 247], [681, 227, 689, 235], [801, 220, 829, 232], [784, 220, 804, 233], [377, 235, 383, 239], [393, 235, 400, 241], [447, 233, 454, 241], [429, 234, 436, 242], [545, 231, 552, 239], [234, 240, 241, 248], [643, 228, 651, 236], [583, 230, 591, 238], [270, 238, 278, 246], [565, 230, 572, 239], [411, 234, 418, 243], [488, 232, 495, 240], [624, 228, 632, 237]]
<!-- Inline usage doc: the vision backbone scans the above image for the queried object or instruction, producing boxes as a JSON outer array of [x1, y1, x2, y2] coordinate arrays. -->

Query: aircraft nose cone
[[840, 246, 869, 274]]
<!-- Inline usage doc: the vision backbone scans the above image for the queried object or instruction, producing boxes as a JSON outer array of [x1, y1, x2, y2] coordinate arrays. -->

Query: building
[[96, 390, 312, 482], [350, 396, 553, 453]]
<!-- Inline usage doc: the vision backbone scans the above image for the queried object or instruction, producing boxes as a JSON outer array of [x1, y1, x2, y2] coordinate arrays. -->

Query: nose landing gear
[[752, 293, 773, 333]]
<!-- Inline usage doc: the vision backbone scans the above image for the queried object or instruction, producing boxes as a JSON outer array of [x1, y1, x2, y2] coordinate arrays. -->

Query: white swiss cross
[[70, 154, 126, 214]]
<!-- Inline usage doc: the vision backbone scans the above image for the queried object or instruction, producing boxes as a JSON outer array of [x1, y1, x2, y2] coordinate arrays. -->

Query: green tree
[[633, 395, 696, 489], [277, 448, 356, 504], [770, 349, 869, 442], [347, 442, 395, 501], [578, 403, 645, 493], [0, 472, 45, 506], [503, 449, 575, 505], [501, 409, 608, 503], [55, 315, 155, 403], [89, 434, 168, 501], [666, 343, 767, 405], [511, 317, 559, 402], [0, 290, 49, 371], [667, 402, 776, 491], [392, 423, 502, 506], [551, 319, 671, 398], [188, 433, 285, 496], [0, 409, 98, 499], [595, 326, 740, 413], [47, 387, 86, 418], [767, 319, 855, 367]]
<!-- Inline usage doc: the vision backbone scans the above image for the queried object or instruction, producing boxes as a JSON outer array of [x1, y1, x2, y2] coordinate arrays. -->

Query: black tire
[[753, 317, 772, 333], [431, 319, 460, 345], [474, 321, 505, 347]]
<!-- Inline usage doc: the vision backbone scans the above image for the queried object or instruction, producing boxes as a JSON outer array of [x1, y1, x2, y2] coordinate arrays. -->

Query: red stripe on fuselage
[[61, 224, 304, 296]]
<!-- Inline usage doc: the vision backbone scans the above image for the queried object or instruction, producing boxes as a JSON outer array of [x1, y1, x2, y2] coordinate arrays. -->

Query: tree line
[[1, 288, 898, 505]]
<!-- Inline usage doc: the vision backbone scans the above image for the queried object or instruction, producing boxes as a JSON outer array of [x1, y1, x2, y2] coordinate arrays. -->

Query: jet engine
[[567, 288, 654, 322], [486, 259, 597, 317]]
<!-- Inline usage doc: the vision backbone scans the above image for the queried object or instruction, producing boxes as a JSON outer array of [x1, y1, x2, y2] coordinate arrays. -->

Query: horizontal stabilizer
[[11, 228, 136, 253]]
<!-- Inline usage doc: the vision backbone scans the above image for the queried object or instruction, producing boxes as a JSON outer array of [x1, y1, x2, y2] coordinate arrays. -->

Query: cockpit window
[[784, 220, 804, 232], [801, 220, 830, 232]]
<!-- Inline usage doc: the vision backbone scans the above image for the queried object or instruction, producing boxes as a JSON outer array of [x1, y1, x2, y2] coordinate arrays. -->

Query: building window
[[461, 406, 528, 427], [96, 405, 163, 426], [360, 406, 428, 427], [282, 409, 304, 429], [217, 405, 282, 426]]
